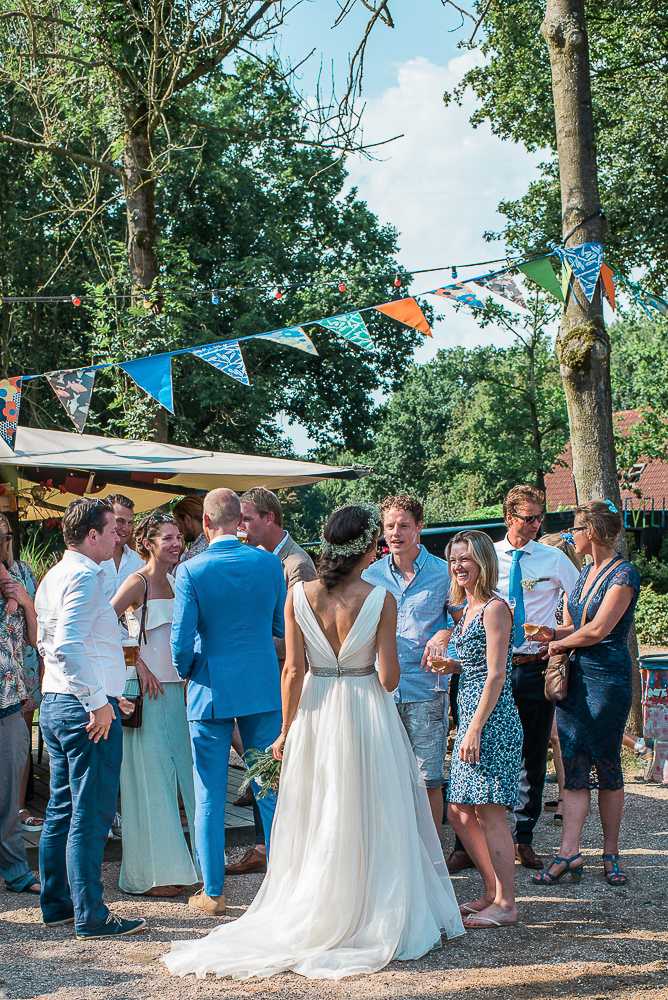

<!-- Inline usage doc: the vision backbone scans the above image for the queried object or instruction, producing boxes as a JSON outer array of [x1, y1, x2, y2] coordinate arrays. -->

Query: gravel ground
[[2, 754, 667, 1000]]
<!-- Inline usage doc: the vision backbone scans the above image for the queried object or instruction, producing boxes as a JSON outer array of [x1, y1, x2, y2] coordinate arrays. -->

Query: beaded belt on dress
[[309, 663, 376, 677]]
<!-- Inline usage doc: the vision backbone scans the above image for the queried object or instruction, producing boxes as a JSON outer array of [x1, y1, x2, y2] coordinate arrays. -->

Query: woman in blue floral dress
[[534, 501, 640, 889], [429, 530, 521, 930]]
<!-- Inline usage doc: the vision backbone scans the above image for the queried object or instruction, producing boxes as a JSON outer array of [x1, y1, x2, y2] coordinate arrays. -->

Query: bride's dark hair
[[318, 504, 380, 591]]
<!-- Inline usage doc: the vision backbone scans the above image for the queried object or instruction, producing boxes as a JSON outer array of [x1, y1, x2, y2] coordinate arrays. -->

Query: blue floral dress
[[447, 597, 522, 806], [557, 555, 640, 791]]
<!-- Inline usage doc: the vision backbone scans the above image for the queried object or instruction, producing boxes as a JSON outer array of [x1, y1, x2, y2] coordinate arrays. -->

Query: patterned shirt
[[179, 531, 209, 564], [0, 561, 33, 710]]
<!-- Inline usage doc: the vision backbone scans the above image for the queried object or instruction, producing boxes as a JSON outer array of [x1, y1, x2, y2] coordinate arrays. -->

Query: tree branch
[[0, 134, 122, 179]]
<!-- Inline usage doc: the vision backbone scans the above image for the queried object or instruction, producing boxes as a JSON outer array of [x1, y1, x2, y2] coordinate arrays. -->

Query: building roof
[[544, 409, 668, 509]]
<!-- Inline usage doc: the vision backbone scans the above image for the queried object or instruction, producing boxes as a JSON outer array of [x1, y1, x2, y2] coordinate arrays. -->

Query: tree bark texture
[[542, 0, 642, 732], [123, 105, 160, 302]]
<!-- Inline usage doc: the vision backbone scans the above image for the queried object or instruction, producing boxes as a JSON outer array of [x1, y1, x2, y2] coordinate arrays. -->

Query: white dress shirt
[[36, 550, 126, 711], [99, 544, 144, 601], [494, 536, 580, 654]]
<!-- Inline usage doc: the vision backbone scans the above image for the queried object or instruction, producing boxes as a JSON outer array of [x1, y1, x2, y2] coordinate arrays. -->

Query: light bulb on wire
[[451, 267, 458, 280], [274, 287, 283, 300], [211, 290, 219, 305], [393, 273, 402, 288], [71, 293, 81, 306]]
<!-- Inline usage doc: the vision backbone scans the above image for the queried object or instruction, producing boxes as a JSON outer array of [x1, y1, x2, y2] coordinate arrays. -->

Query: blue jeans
[[189, 710, 281, 896], [39, 693, 122, 931]]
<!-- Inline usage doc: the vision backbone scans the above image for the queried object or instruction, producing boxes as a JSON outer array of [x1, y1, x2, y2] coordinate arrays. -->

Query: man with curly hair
[[363, 493, 458, 833]]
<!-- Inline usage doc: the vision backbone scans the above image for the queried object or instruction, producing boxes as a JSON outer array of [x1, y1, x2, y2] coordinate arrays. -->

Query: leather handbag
[[543, 553, 623, 703], [121, 575, 148, 730]]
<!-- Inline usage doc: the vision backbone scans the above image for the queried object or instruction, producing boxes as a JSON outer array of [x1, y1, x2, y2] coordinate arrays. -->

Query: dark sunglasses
[[513, 513, 544, 525], [568, 525, 588, 533]]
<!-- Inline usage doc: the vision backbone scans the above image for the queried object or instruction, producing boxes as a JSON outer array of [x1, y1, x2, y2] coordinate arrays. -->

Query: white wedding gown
[[163, 584, 464, 981]]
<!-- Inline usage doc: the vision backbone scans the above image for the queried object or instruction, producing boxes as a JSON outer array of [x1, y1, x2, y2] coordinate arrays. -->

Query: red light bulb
[[394, 276, 401, 288], [274, 288, 282, 300], [71, 294, 81, 306], [339, 283, 347, 293]]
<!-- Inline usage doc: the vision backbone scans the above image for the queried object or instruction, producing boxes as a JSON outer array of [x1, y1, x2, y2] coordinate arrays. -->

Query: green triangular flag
[[518, 257, 564, 302], [317, 312, 374, 350]]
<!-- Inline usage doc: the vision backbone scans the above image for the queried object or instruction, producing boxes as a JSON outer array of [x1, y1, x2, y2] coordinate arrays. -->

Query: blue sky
[[260, 3, 546, 450]]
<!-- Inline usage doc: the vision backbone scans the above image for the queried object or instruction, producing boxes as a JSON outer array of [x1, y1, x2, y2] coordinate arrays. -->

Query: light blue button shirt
[[362, 545, 451, 704]]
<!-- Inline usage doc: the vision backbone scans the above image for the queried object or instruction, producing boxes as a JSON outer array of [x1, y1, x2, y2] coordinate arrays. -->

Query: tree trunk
[[542, 0, 642, 732], [122, 105, 168, 442]]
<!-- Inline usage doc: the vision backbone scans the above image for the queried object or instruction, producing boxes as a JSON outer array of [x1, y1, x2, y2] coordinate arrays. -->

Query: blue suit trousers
[[189, 710, 281, 896]]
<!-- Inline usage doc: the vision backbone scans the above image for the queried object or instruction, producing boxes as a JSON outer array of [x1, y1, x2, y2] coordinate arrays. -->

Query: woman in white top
[[111, 511, 200, 897]]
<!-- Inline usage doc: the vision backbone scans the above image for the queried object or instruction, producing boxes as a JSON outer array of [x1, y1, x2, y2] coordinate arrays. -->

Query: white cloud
[[345, 55, 545, 361], [282, 55, 545, 452]]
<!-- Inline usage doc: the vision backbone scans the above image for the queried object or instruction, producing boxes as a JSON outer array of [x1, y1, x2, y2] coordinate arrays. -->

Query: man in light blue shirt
[[363, 494, 455, 832]]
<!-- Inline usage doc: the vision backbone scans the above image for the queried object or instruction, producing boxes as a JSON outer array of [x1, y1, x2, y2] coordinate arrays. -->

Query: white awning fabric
[[0, 427, 370, 517]]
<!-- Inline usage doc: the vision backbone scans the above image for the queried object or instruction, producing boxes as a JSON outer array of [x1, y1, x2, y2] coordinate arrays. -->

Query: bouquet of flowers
[[238, 748, 282, 799]]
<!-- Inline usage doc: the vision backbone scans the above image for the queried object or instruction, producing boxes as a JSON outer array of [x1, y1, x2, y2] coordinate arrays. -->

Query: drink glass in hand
[[428, 645, 448, 693], [523, 623, 541, 655]]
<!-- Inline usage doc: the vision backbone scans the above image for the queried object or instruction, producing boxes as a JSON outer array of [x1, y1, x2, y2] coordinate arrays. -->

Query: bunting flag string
[[373, 297, 433, 337], [190, 341, 250, 385], [120, 355, 174, 413], [46, 368, 96, 433], [316, 312, 374, 350], [0, 377, 22, 449], [517, 258, 564, 302], [560, 262, 573, 303], [600, 262, 616, 311]]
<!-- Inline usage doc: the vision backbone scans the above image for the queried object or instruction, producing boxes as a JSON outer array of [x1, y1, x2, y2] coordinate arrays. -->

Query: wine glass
[[523, 623, 540, 655], [428, 645, 448, 693]]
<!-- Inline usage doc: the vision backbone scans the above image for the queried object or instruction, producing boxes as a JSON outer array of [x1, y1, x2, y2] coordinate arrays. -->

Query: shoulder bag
[[121, 575, 148, 729], [544, 555, 622, 702]]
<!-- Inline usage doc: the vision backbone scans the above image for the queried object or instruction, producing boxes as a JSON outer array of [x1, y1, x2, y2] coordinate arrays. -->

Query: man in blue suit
[[171, 488, 286, 916]]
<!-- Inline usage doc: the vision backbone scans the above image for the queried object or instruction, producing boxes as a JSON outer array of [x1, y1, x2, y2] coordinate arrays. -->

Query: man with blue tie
[[171, 488, 286, 915]]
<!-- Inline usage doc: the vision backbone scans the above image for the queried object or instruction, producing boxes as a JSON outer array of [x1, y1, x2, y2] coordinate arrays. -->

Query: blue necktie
[[509, 549, 525, 648]]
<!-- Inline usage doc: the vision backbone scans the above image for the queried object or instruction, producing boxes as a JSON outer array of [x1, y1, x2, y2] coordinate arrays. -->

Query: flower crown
[[320, 502, 382, 558]]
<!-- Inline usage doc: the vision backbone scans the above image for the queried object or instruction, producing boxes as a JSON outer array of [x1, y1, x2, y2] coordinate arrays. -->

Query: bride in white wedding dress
[[162, 503, 464, 981]]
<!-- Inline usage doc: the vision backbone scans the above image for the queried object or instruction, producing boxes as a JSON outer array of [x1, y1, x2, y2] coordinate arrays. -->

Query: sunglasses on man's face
[[513, 513, 544, 525]]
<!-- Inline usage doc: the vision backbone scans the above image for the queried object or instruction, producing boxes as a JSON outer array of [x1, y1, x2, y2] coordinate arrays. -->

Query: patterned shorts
[[397, 691, 448, 787]]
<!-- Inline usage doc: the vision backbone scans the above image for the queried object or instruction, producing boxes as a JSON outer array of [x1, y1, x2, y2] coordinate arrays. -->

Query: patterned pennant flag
[[254, 326, 318, 356], [429, 283, 486, 309], [561, 262, 573, 302], [317, 312, 374, 350], [190, 340, 250, 385], [46, 368, 96, 433], [600, 263, 616, 310], [555, 242, 603, 302], [0, 376, 22, 450], [643, 292, 668, 317], [471, 271, 527, 310], [374, 297, 432, 337], [120, 354, 174, 412]]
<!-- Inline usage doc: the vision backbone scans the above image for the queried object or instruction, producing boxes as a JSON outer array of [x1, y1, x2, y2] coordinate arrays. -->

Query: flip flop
[[19, 810, 44, 832], [459, 903, 488, 915], [463, 914, 516, 929]]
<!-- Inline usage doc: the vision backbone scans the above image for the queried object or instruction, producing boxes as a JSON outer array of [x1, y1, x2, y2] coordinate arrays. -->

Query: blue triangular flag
[[555, 243, 603, 302], [120, 354, 173, 412], [190, 341, 250, 386], [254, 326, 318, 356], [317, 312, 373, 350]]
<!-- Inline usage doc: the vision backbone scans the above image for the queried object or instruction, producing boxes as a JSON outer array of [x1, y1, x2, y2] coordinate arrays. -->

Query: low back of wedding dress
[[163, 583, 464, 982]]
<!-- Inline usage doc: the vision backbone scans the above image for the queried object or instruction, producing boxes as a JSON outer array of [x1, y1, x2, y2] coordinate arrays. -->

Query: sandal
[[19, 810, 44, 832], [602, 853, 628, 886], [532, 853, 583, 885]]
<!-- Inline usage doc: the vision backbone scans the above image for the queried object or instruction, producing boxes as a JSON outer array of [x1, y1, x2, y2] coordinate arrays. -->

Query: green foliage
[[635, 587, 668, 645], [450, 2, 668, 285]]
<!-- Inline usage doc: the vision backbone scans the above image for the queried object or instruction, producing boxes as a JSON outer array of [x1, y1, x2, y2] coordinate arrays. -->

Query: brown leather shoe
[[515, 843, 544, 869], [225, 848, 267, 875], [188, 888, 226, 915], [446, 848, 476, 874], [232, 787, 254, 807]]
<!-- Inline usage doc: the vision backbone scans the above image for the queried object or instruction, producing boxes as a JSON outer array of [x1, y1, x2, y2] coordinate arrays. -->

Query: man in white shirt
[[496, 485, 579, 868], [99, 494, 143, 601], [36, 498, 146, 940]]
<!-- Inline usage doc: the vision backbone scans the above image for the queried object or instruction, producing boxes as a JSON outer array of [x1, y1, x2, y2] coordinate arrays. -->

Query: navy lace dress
[[448, 598, 522, 806], [557, 556, 640, 791]]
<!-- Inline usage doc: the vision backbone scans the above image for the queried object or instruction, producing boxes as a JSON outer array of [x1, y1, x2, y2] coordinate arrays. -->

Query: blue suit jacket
[[171, 539, 286, 721]]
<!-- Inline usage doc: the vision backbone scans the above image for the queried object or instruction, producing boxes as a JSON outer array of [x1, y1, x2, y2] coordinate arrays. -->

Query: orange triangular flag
[[600, 262, 615, 311], [374, 297, 432, 337]]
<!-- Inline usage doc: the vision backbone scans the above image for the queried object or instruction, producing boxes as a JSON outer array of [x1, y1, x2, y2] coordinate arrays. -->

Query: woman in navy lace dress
[[534, 501, 640, 888]]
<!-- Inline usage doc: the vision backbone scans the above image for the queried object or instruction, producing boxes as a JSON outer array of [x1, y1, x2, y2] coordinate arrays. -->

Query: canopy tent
[[0, 427, 371, 518]]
